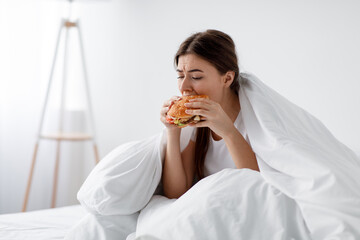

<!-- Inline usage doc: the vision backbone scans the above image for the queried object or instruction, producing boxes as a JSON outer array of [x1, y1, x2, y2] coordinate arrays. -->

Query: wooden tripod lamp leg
[[51, 140, 61, 208], [93, 143, 100, 164], [22, 142, 40, 212], [23, 19, 65, 212], [78, 21, 99, 166]]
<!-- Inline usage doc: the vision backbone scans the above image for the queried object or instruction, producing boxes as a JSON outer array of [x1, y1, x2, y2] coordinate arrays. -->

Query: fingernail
[[185, 110, 190, 113]]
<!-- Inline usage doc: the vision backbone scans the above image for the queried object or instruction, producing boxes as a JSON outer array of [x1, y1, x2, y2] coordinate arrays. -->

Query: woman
[[160, 29, 259, 199]]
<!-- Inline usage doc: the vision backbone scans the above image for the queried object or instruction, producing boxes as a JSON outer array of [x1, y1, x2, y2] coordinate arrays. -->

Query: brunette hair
[[174, 29, 240, 180]]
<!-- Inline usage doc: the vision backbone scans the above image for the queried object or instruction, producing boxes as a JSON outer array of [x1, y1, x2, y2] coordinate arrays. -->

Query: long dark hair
[[174, 29, 240, 180]]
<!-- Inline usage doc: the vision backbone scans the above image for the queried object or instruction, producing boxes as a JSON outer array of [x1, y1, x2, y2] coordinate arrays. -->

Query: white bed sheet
[[0, 205, 86, 240]]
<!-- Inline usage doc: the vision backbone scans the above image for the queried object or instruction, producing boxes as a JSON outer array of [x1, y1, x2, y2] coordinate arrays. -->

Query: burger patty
[[174, 115, 201, 125]]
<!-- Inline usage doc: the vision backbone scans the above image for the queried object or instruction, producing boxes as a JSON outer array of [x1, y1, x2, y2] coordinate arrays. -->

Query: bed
[[0, 205, 86, 240], [1, 73, 360, 240], [1, 149, 359, 240], [1, 146, 359, 240]]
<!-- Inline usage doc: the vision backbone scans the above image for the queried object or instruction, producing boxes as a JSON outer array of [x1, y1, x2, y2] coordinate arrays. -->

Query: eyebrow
[[176, 69, 204, 73]]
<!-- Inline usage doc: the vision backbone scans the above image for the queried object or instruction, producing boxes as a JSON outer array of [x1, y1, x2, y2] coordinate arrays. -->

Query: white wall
[[1, 0, 359, 213]]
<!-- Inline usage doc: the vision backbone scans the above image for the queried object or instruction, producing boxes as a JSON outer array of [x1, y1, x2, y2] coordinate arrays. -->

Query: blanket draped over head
[[66, 73, 360, 240]]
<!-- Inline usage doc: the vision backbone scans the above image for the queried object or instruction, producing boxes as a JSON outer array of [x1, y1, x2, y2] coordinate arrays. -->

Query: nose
[[179, 75, 193, 94]]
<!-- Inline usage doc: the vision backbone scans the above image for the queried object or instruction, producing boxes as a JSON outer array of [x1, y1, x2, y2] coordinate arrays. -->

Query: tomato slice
[[166, 115, 174, 124]]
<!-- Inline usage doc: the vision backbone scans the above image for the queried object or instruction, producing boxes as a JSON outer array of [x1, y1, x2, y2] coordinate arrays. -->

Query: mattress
[[0, 205, 86, 240]]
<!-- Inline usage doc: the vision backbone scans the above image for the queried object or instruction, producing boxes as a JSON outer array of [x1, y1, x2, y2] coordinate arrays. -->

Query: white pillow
[[77, 125, 194, 216], [77, 133, 164, 215]]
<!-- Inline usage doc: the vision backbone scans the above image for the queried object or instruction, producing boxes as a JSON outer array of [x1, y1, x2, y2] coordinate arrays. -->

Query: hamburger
[[166, 95, 209, 128]]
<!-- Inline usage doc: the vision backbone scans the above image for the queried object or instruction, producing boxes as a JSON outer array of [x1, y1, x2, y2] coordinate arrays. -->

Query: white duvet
[[66, 72, 360, 240], [136, 169, 311, 240]]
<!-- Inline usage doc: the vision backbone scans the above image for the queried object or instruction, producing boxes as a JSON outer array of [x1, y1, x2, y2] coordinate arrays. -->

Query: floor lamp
[[22, 5, 100, 212]]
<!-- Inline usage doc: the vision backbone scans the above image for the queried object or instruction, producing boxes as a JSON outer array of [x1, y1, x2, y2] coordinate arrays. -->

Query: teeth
[[182, 91, 195, 96]]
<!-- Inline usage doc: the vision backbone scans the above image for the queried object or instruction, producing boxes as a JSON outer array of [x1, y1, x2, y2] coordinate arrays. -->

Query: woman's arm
[[162, 129, 196, 199], [160, 96, 196, 199], [186, 98, 259, 172], [223, 127, 259, 171]]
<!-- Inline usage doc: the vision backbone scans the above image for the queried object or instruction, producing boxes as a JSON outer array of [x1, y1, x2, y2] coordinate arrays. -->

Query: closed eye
[[177, 76, 203, 80]]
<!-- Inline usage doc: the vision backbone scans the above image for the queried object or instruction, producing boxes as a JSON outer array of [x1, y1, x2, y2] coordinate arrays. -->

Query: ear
[[223, 71, 235, 88]]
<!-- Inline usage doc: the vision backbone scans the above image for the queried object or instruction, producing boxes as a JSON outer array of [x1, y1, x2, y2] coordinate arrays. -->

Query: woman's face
[[177, 54, 228, 103]]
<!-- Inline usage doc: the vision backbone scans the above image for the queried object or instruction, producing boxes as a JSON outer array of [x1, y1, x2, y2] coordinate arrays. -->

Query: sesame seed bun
[[167, 95, 208, 118]]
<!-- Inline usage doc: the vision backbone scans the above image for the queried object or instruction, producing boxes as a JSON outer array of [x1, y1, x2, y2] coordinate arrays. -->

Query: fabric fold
[[239, 72, 360, 239], [69, 72, 360, 240]]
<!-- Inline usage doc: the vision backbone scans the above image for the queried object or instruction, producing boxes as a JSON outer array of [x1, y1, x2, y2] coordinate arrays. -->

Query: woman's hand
[[160, 96, 182, 132], [184, 98, 236, 139]]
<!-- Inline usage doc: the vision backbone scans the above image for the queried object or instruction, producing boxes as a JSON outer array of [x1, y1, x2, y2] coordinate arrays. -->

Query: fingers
[[160, 106, 169, 116], [161, 96, 181, 117], [184, 101, 210, 110], [160, 115, 168, 124], [160, 96, 181, 127], [159, 111, 172, 126], [184, 98, 216, 110], [188, 97, 211, 103], [184, 99, 218, 117], [185, 108, 207, 116]]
